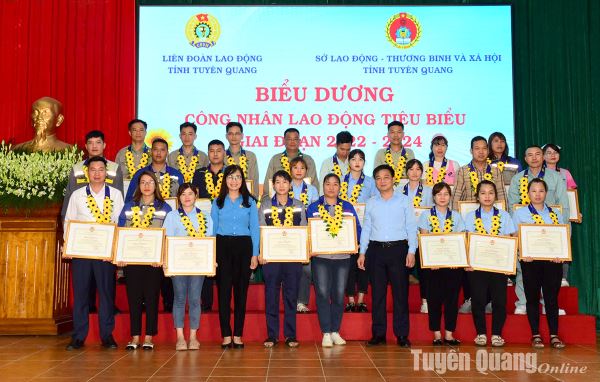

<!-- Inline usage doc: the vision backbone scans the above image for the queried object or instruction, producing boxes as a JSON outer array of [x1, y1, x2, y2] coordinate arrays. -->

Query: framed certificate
[[467, 233, 518, 274], [164, 237, 217, 276], [194, 198, 213, 215], [64, 221, 116, 260], [165, 197, 177, 211], [459, 201, 506, 220], [353, 203, 366, 224], [260, 226, 308, 262], [246, 180, 254, 195], [418, 232, 468, 268], [518, 224, 571, 261], [512, 204, 563, 215], [113, 227, 165, 265], [567, 190, 581, 223], [308, 217, 358, 255]]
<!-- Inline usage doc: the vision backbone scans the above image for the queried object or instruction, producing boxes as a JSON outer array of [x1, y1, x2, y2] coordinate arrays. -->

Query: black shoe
[[357, 303, 368, 313], [101, 335, 118, 349], [366, 336, 386, 346], [233, 342, 244, 349], [201, 305, 212, 312], [89, 306, 98, 313], [66, 339, 84, 351], [344, 303, 355, 312], [113, 306, 121, 315], [444, 338, 461, 346], [117, 277, 127, 285], [397, 336, 411, 347], [432, 338, 443, 346], [164, 305, 173, 313]]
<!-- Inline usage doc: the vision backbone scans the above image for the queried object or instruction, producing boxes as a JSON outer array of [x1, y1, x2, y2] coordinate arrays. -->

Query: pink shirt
[[558, 168, 577, 189]]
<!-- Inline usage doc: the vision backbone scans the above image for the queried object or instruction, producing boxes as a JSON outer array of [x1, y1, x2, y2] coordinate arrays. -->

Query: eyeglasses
[[140, 181, 155, 186], [227, 175, 242, 181]]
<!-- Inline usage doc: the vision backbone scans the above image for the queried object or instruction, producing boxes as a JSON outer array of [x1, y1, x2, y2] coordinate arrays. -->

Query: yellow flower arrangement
[[339, 181, 363, 204], [318, 202, 344, 238], [271, 205, 295, 227], [428, 214, 453, 233], [425, 161, 447, 186], [519, 177, 531, 204], [474, 213, 500, 236], [130, 205, 155, 228], [178, 154, 199, 183], [86, 192, 112, 223], [159, 174, 171, 199], [468, 163, 493, 192], [180, 209, 207, 237], [205, 172, 224, 200], [385, 148, 407, 186], [280, 154, 291, 175], [125, 149, 149, 178]]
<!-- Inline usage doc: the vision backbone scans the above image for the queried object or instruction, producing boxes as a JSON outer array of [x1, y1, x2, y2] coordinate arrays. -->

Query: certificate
[[459, 201, 505, 220], [165, 197, 177, 211], [194, 198, 213, 215], [418, 233, 468, 268], [518, 224, 571, 261], [467, 233, 518, 274], [246, 180, 254, 195], [353, 203, 366, 224], [113, 227, 165, 265], [308, 217, 358, 255], [64, 221, 116, 260], [512, 204, 563, 215], [567, 190, 581, 223], [260, 226, 308, 262], [164, 237, 217, 276]]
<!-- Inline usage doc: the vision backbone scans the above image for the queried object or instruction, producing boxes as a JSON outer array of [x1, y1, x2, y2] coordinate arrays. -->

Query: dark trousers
[[414, 248, 428, 299], [125, 265, 162, 336], [161, 274, 173, 310], [263, 262, 302, 339], [216, 235, 253, 337], [469, 271, 507, 336], [312, 257, 351, 333], [367, 241, 410, 338], [72, 259, 115, 342], [427, 268, 462, 332], [345, 254, 369, 296], [461, 271, 471, 301], [521, 261, 562, 336], [201, 276, 214, 309]]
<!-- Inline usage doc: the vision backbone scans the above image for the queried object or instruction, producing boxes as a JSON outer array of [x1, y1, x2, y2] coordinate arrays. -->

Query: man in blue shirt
[[358, 165, 418, 347]]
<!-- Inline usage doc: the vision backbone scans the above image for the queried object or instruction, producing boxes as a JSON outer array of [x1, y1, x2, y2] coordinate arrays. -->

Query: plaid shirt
[[451, 162, 507, 211]]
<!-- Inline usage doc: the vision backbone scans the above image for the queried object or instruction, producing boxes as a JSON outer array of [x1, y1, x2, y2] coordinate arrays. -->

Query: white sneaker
[[296, 303, 310, 313], [542, 307, 566, 316], [514, 306, 527, 315], [561, 278, 570, 287], [322, 333, 333, 347], [485, 302, 493, 313], [330, 332, 346, 345], [420, 301, 428, 314], [507, 278, 514, 286], [458, 298, 471, 314]]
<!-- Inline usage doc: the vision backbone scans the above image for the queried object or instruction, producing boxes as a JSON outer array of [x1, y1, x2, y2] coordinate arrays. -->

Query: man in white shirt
[[63, 156, 124, 350]]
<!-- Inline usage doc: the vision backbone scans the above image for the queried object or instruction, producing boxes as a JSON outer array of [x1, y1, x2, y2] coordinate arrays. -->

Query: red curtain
[[0, 0, 136, 159]]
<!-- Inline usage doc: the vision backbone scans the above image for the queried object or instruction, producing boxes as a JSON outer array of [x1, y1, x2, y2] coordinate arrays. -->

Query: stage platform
[[81, 284, 596, 345]]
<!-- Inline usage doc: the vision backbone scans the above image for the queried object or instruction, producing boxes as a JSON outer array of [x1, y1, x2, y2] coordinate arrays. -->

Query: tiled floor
[[0, 335, 597, 381]]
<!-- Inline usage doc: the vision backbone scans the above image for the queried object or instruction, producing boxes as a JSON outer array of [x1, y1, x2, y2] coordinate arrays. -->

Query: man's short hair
[[336, 131, 353, 145], [180, 122, 197, 133], [85, 130, 105, 142], [470, 136, 487, 149], [284, 127, 300, 137], [208, 139, 225, 149], [87, 156, 107, 167], [373, 164, 395, 179], [128, 119, 147, 130], [226, 122, 243, 133], [152, 138, 169, 150], [387, 121, 404, 130]]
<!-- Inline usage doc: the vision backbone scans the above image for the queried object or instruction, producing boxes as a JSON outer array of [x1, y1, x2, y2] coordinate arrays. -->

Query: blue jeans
[[311, 257, 351, 333], [172, 276, 205, 330]]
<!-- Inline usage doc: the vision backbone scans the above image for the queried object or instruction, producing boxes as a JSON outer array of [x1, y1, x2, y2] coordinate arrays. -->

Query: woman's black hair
[[216, 165, 256, 208]]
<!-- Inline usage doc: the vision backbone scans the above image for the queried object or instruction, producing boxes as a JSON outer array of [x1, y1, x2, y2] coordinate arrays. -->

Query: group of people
[[61, 118, 577, 351]]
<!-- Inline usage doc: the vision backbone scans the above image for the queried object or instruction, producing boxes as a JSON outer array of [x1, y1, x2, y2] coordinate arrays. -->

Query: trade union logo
[[185, 13, 221, 48], [386, 12, 421, 49]]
